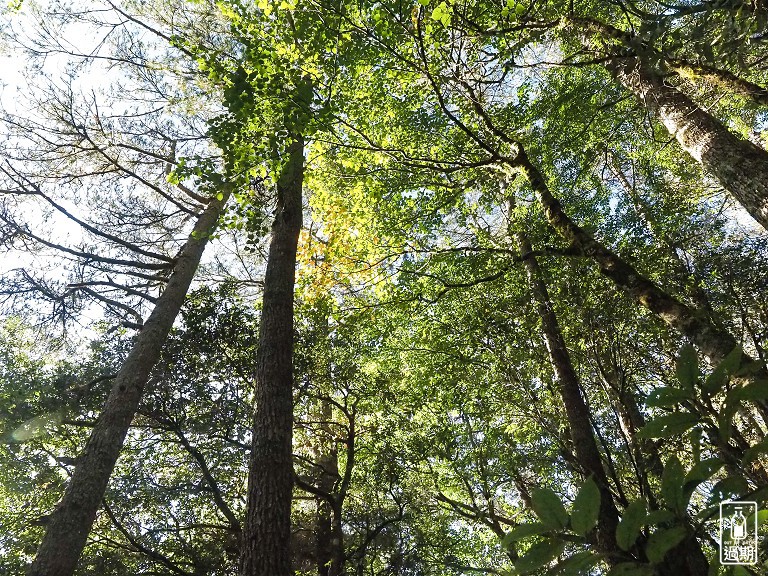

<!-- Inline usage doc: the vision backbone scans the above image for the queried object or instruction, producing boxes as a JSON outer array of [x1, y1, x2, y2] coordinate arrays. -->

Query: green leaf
[[570, 477, 601, 536], [644, 509, 675, 526], [742, 436, 768, 464], [683, 457, 723, 505], [676, 344, 698, 389], [616, 499, 646, 551], [607, 563, 655, 576], [644, 526, 688, 564], [661, 456, 685, 513], [690, 427, 702, 463], [637, 412, 698, 439], [418, 0, 430, 5], [747, 509, 768, 526], [530, 488, 569, 530], [646, 386, 691, 408], [708, 477, 750, 505], [726, 382, 768, 403], [515, 538, 566, 574], [546, 551, 601, 575], [703, 345, 742, 395], [502, 522, 548, 547]]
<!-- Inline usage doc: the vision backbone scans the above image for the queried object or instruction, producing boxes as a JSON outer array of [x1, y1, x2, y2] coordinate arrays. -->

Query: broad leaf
[[661, 456, 685, 514], [502, 522, 548, 547], [515, 538, 566, 574], [616, 500, 646, 551], [531, 488, 569, 530], [637, 412, 698, 440], [570, 477, 601, 536], [644, 526, 688, 564], [676, 344, 698, 389], [646, 386, 691, 408]]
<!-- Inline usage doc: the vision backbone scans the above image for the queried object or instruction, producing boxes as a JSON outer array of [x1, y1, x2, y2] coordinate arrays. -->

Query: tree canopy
[[1, 0, 767, 575]]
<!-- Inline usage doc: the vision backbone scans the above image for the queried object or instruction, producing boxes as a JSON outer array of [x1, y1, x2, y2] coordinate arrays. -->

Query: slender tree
[[29, 189, 230, 576]]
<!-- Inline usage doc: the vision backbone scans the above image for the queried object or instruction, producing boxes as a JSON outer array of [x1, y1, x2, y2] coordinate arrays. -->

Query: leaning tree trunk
[[507, 163, 712, 574], [567, 16, 768, 230], [604, 56, 768, 231], [240, 136, 304, 576], [514, 149, 767, 383], [29, 190, 231, 576], [506, 197, 620, 558], [512, 149, 768, 478]]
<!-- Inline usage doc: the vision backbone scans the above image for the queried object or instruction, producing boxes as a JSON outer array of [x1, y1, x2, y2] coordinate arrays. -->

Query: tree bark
[[668, 60, 768, 107], [506, 197, 620, 557], [569, 16, 768, 230], [514, 149, 768, 384], [28, 190, 231, 576], [513, 149, 768, 485], [315, 398, 344, 576], [240, 136, 304, 576], [604, 57, 768, 231], [510, 156, 714, 574]]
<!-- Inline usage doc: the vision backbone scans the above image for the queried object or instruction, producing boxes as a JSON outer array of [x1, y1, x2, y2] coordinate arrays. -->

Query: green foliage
[[3, 0, 768, 573], [570, 477, 601, 536], [616, 500, 647, 551]]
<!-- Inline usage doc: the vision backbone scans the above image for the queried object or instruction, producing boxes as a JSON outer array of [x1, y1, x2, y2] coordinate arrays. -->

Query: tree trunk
[[514, 149, 768, 481], [240, 136, 304, 576], [506, 197, 620, 557], [570, 16, 768, 230], [510, 156, 714, 574], [315, 398, 344, 576], [604, 56, 768, 231], [515, 149, 767, 382], [28, 190, 231, 576]]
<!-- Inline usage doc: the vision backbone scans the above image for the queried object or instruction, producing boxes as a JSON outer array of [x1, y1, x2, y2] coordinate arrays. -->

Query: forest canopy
[[0, 0, 767, 575]]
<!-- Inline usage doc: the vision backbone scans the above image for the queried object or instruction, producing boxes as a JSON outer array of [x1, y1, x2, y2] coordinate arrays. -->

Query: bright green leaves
[[430, 1, 451, 27], [501, 522, 549, 547], [570, 477, 601, 536], [514, 539, 566, 573], [502, 479, 602, 574], [637, 412, 699, 439], [640, 344, 768, 452], [500, 0, 526, 18]]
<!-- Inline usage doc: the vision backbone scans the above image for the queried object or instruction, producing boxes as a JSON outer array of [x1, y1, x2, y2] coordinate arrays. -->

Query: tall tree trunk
[[240, 136, 304, 576], [605, 56, 768, 231], [315, 398, 344, 576], [506, 197, 620, 557], [512, 150, 768, 482], [28, 191, 231, 576], [570, 16, 768, 230]]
